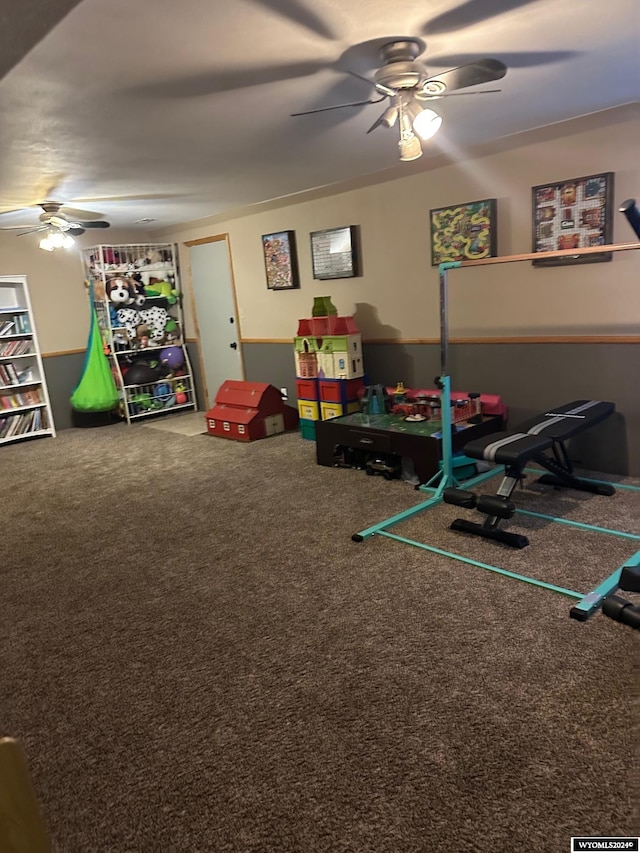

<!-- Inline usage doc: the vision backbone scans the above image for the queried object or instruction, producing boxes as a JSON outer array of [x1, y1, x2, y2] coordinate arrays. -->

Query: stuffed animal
[[139, 305, 170, 344], [145, 279, 179, 305], [131, 278, 147, 308], [116, 305, 171, 347], [106, 276, 137, 306]]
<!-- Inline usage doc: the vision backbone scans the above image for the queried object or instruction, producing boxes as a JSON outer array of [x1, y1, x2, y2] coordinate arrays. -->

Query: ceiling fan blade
[[71, 194, 186, 203], [59, 206, 105, 220], [366, 109, 392, 134], [16, 226, 49, 236], [344, 69, 396, 97], [68, 227, 86, 237], [0, 224, 38, 230], [428, 51, 579, 69], [422, 0, 540, 36], [415, 88, 502, 101], [246, 0, 337, 39], [74, 220, 111, 229], [292, 95, 386, 117], [124, 61, 328, 99], [422, 59, 506, 93]]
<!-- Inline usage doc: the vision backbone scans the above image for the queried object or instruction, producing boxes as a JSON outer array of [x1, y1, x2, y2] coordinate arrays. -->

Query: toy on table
[[360, 384, 391, 415]]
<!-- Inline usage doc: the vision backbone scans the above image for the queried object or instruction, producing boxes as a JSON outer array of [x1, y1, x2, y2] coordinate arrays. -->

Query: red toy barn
[[205, 380, 299, 442]]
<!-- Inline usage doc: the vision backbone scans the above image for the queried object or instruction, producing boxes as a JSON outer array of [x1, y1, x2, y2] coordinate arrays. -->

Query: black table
[[315, 411, 505, 484]]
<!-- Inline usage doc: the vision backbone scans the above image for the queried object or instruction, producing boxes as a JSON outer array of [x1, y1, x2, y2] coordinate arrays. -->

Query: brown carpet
[[1, 423, 638, 852]]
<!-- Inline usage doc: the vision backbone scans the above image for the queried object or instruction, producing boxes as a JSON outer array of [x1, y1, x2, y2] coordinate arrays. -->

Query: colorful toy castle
[[294, 297, 365, 440]]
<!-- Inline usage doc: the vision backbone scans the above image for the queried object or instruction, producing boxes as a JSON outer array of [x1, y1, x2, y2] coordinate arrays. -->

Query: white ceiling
[[0, 0, 637, 232]]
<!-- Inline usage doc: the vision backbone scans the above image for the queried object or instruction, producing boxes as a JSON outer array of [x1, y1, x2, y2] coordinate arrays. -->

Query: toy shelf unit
[[294, 296, 366, 441], [83, 243, 196, 425], [0, 275, 56, 445]]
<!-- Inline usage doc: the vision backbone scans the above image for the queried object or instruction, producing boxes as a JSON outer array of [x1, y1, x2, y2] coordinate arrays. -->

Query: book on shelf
[[0, 320, 15, 337], [0, 339, 31, 356], [0, 388, 42, 409], [0, 362, 20, 385], [0, 407, 44, 439], [16, 366, 36, 384], [15, 314, 31, 334]]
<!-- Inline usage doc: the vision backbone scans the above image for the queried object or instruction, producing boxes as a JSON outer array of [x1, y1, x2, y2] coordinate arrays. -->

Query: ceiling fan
[[291, 38, 507, 161], [0, 201, 111, 238]]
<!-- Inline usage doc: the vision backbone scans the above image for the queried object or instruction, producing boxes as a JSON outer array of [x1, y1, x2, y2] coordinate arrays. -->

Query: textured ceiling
[[0, 0, 637, 232]]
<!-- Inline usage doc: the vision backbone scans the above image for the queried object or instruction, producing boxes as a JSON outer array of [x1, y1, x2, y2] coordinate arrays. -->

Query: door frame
[[184, 232, 245, 408]]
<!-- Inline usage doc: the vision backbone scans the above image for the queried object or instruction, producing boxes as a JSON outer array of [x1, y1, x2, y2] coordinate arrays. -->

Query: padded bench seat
[[464, 400, 614, 464], [464, 432, 552, 465], [516, 399, 615, 440]]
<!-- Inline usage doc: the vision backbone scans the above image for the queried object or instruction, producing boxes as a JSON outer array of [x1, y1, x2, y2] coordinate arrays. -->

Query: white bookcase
[[0, 275, 56, 444], [82, 243, 196, 424]]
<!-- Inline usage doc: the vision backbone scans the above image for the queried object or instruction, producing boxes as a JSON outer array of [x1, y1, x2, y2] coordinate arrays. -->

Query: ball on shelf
[[159, 346, 185, 371]]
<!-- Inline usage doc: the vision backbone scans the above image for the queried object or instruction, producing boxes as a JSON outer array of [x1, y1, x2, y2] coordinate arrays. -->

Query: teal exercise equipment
[[353, 240, 640, 624]]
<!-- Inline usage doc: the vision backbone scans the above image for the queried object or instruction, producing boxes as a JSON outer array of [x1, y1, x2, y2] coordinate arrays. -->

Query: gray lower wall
[[43, 341, 640, 476], [43, 341, 204, 431], [242, 341, 640, 477]]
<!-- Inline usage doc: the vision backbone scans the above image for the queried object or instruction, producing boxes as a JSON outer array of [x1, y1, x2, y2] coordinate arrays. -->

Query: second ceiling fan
[[0, 201, 112, 237]]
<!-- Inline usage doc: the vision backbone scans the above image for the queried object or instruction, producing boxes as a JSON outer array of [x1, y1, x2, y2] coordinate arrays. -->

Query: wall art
[[429, 199, 497, 266], [262, 230, 300, 290], [532, 172, 614, 266], [310, 226, 360, 280]]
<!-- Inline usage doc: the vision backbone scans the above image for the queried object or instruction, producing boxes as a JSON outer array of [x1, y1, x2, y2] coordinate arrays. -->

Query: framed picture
[[310, 225, 360, 280], [429, 199, 497, 266], [532, 172, 614, 266], [262, 230, 300, 290]]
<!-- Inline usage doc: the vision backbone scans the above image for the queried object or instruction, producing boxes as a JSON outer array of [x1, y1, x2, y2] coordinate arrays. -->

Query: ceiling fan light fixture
[[398, 132, 423, 162], [412, 107, 442, 141], [39, 229, 75, 252], [381, 104, 399, 128]]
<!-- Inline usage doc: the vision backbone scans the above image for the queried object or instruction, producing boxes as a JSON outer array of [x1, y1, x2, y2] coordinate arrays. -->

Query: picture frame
[[532, 172, 614, 266], [429, 199, 497, 266], [262, 230, 300, 290], [310, 225, 360, 280]]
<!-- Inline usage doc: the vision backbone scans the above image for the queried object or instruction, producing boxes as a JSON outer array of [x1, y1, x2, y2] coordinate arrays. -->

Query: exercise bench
[[443, 400, 616, 548]]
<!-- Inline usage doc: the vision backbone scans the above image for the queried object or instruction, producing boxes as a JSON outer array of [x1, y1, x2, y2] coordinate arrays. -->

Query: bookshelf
[[0, 276, 56, 444], [82, 244, 196, 424]]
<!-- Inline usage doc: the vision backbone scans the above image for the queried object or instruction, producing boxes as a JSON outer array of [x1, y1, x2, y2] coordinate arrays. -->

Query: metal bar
[[418, 464, 500, 494], [515, 508, 640, 540], [378, 530, 584, 599], [439, 266, 450, 376], [569, 551, 640, 618], [460, 241, 640, 267], [354, 493, 444, 540]]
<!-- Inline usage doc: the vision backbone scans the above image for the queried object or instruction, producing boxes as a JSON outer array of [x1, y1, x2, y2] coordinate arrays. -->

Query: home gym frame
[[353, 241, 640, 621]]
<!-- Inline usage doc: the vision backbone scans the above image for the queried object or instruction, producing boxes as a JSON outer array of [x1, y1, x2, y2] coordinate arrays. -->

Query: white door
[[188, 236, 244, 408]]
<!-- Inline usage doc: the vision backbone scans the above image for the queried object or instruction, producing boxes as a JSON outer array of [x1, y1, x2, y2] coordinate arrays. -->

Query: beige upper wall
[[1, 105, 637, 354], [162, 104, 640, 342]]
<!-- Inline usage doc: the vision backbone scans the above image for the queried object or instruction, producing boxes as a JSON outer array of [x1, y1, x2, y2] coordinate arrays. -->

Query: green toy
[[71, 283, 119, 413], [144, 280, 180, 305]]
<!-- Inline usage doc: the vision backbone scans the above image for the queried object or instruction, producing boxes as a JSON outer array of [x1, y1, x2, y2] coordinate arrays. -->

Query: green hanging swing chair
[[70, 283, 120, 417]]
